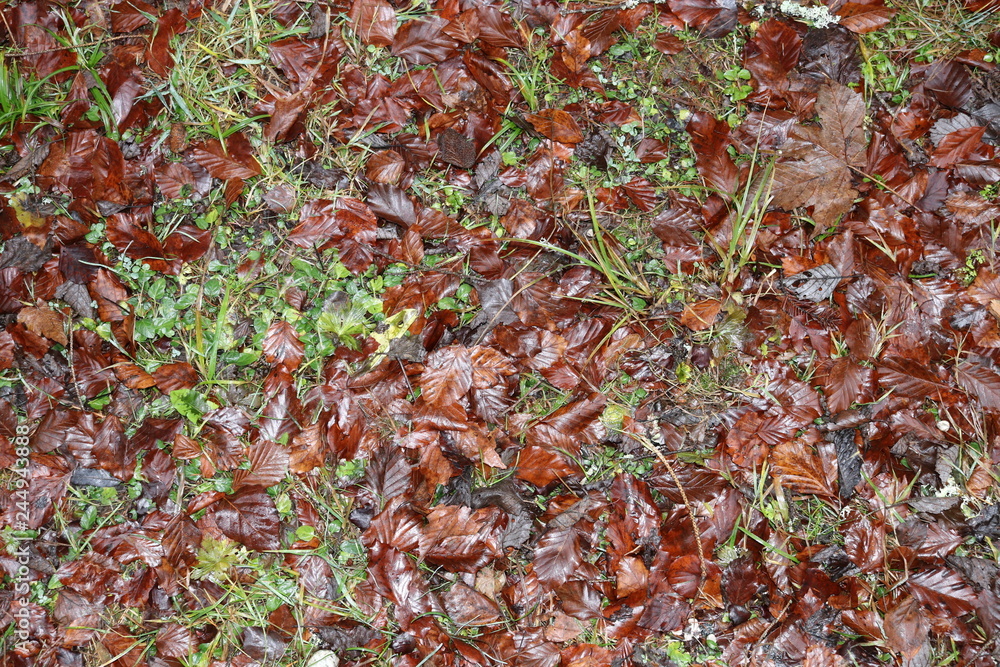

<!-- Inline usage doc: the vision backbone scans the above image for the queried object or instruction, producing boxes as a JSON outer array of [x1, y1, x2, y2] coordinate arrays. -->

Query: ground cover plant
[[1, 0, 1000, 665]]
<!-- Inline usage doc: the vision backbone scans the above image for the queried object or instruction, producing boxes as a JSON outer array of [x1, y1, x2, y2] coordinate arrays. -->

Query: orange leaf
[[524, 109, 584, 143], [679, 299, 722, 331]]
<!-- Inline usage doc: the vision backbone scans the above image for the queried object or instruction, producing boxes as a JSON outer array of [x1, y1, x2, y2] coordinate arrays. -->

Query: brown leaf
[[687, 113, 738, 193], [211, 487, 281, 551], [836, 3, 896, 33], [392, 17, 458, 65], [443, 582, 502, 626], [156, 623, 193, 660], [771, 81, 867, 231], [152, 361, 199, 393], [653, 31, 685, 55], [516, 445, 583, 488], [348, 0, 397, 46], [419, 344, 473, 406], [233, 440, 289, 491], [366, 150, 405, 184], [544, 611, 585, 643], [437, 128, 477, 168], [823, 357, 870, 414], [262, 320, 304, 370], [191, 136, 261, 180], [879, 357, 958, 402], [534, 519, 584, 587], [146, 9, 185, 77], [524, 109, 584, 144], [18, 303, 67, 345], [884, 596, 930, 663], [928, 126, 986, 168], [419, 505, 505, 572]]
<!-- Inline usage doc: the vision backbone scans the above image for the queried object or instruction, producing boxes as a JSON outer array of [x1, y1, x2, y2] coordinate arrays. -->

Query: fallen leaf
[[18, 303, 68, 345], [771, 81, 867, 232]]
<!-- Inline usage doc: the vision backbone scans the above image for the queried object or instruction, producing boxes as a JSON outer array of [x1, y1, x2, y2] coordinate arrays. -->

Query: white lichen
[[777, 1, 841, 29], [936, 475, 963, 498]]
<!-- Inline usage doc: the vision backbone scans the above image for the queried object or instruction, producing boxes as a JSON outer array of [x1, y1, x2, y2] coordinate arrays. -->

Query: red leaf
[[956, 358, 1000, 409], [516, 445, 583, 488], [687, 113, 738, 193], [679, 298, 722, 331], [233, 440, 289, 491], [366, 183, 416, 226], [156, 623, 194, 659], [106, 211, 173, 273], [152, 361, 199, 393], [17, 303, 67, 345], [190, 136, 261, 180], [928, 126, 987, 168], [770, 439, 837, 498], [878, 357, 957, 401], [419, 505, 506, 572], [822, 357, 869, 414], [443, 583, 502, 626], [419, 345, 473, 407], [884, 596, 930, 664], [363, 446, 413, 502], [163, 224, 211, 264], [146, 9, 185, 77], [534, 520, 584, 587], [653, 31, 685, 55]]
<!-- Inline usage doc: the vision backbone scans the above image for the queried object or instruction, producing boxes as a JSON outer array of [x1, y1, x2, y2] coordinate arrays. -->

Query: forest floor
[[2, 1, 1000, 666]]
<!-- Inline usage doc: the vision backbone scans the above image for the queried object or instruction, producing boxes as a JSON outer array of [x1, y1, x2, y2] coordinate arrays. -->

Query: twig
[[6, 34, 138, 59], [632, 432, 709, 591], [559, 1, 632, 14]]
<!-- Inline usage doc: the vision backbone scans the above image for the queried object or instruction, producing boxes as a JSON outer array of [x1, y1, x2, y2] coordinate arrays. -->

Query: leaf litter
[[2, 0, 1000, 666]]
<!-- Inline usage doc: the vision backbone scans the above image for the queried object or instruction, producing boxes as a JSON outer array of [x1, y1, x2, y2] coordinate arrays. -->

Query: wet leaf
[[18, 303, 67, 345], [263, 320, 305, 370], [771, 81, 867, 232], [392, 17, 458, 65], [212, 487, 281, 551], [524, 109, 584, 144]]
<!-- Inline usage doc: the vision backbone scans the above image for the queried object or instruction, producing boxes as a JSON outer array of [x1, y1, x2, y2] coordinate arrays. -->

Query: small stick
[[6, 34, 138, 59], [632, 432, 709, 591]]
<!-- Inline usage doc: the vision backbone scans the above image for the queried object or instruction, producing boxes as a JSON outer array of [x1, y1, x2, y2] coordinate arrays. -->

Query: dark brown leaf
[[437, 128, 477, 168], [348, 0, 397, 47]]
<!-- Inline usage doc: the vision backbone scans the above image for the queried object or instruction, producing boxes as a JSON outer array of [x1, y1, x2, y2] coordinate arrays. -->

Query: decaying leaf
[[779, 264, 842, 301]]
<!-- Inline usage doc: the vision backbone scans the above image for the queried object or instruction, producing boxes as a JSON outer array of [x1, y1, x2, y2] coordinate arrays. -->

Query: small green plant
[[957, 249, 985, 286], [0, 60, 65, 138], [719, 66, 752, 102], [193, 535, 245, 581], [170, 388, 219, 423], [497, 28, 558, 111], [707, 156, 775, 287]]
